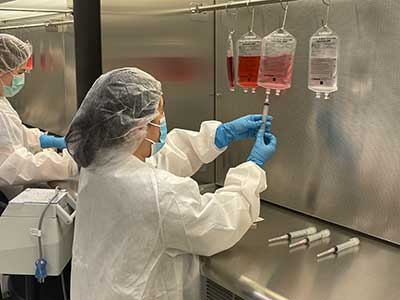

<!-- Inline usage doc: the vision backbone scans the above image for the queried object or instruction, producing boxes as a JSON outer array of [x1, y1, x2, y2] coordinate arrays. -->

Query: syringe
[[260, 90, 271, 132], [317, 237, 360, 258], [268, 226, 317, 243], [289, 229, 331, 248]]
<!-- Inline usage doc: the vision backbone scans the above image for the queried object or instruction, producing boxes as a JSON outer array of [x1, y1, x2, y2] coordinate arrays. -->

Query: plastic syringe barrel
[[260, 104, 270, 130], [336, 238, 360, 252], [288, 226, 317, 239], [307, 229, 331, 242]]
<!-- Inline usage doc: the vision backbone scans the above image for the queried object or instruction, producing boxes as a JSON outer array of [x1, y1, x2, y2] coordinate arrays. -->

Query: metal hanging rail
[[0, 20, 73, 31], [0, 13, 64, 24], [189, 0, 299, 14], [0, 7, 72, 14]]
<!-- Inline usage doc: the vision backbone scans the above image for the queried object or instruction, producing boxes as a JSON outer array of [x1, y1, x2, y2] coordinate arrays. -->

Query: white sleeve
[[23, 126, 42, 152], [147, 120, 225, 177], [158, 161, 267, 257], [0, 146, 77, 186], [0, 109, 77, 186]]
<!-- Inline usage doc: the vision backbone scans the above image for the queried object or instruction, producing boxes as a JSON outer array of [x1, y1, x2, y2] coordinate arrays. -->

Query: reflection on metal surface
[[215, 0, 400, 244], [9, 20, 76, 135], [202, 203, 400, 300], [238, 275, 289, 300], [101, 0, 216, 184]]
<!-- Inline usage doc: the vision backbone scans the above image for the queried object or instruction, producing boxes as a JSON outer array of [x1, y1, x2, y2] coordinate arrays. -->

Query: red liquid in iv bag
[[258, 53, 294, 90], [257, 28, 297, 94], [237, 56, 261, 89], [236, 31, 262, 92], [227, 56, 235, 90]]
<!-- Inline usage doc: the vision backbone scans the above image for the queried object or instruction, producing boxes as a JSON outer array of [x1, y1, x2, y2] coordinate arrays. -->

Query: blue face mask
[[146, 115, 168, 156], [2, 73, 25, 97]]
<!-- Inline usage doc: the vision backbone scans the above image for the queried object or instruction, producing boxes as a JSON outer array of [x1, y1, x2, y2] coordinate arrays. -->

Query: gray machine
[[0, 188, 75, 277]]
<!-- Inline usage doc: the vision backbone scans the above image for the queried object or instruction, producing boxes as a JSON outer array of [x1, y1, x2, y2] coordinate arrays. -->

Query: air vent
[[202, 277, 245, 300]]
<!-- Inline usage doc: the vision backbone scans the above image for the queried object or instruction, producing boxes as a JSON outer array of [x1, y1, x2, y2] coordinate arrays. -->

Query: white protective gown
[[71, 121, 267, 300], [0, 96, 77, 199]]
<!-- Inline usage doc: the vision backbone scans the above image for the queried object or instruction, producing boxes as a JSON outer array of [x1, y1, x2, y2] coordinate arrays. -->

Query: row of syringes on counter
[[225, 0, 339, 131], [268, 226, 360, 258]]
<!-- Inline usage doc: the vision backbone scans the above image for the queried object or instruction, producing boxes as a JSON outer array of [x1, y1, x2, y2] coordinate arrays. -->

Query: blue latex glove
[[247, 131, 277, 168], [40, 134, 67, 150], [215, 115, 273, 149]]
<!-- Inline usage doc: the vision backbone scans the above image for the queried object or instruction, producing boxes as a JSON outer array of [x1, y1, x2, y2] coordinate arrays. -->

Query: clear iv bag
[[257, 28, 297, 96], [227, 33, 235, 91], [236, 31, 262, 93], [308, 26, 339, 99]]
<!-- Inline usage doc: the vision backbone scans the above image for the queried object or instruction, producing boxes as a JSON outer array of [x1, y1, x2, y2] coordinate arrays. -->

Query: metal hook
[[280, 0, 289, 11], [280, 0, 289, 29], [322, 0, 331, 27], [225, 1, 237, 33]]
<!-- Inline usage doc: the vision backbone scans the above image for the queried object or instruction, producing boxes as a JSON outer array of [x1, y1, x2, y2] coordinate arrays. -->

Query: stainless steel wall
[[101, 0, 216, 183], [7, 20, 76, 135], [216, 0, 400, 244]]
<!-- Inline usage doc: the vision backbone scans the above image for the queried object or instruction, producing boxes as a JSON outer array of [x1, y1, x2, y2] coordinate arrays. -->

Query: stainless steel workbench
[[201, 202, 400, 300]]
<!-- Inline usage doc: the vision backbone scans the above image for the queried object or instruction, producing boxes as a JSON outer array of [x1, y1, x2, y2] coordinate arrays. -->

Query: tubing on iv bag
[[236, 31, 262, 93], [227, 33, 235, 91], [257, 28, 297, 96], [308, 26, 339, 100]]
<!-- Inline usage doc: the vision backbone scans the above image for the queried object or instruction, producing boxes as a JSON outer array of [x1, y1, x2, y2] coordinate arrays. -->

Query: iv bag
[[257, 28, 297, 96], [308, 26, 339, 99], [227, 33, 235, 91], [236, 31, 262, 93]]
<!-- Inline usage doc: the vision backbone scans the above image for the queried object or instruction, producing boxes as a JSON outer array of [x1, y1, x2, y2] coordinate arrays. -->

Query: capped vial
[[308, 26, 339, 100]]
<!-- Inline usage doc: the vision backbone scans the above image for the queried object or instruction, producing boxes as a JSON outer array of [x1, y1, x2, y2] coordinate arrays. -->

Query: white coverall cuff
[[245, 160, 266, 173], [199, 120, 226, 163], [28, 128, 43, 152]]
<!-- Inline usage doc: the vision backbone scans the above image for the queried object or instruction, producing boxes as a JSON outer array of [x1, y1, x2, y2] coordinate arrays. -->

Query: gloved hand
[[40, 134, 67, 150], [215, 114, 273, 149], [247, 131, 277, 168]]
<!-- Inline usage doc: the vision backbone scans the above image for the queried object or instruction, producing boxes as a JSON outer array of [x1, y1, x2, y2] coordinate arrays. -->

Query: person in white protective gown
[[66, 67, 277, 300], [0, 34, 77, 200]]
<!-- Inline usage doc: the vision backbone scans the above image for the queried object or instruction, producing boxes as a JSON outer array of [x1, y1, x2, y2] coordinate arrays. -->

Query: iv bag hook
[[246, 1, 256, 33], [322, 0, 331, 28], [225, 1, 238, 35], [280, 0, 289, 30]]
